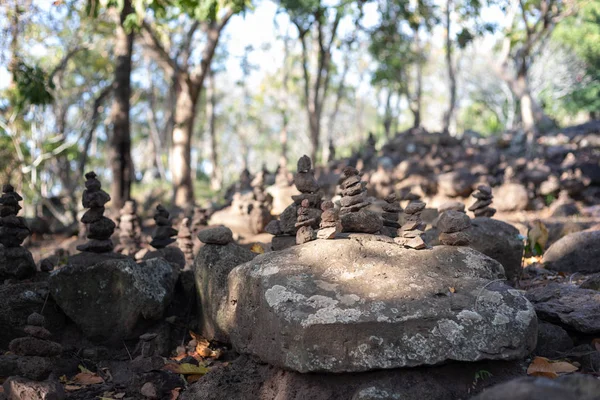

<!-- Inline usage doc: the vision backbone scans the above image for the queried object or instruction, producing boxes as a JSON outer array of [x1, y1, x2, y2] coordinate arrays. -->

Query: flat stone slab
[[226, 237, 537, 373]]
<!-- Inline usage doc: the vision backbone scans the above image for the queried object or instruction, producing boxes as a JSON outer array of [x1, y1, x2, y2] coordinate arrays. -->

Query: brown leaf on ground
[[527, 356, 578, 378], [72, 372, 104, 385], [64, 385, 83, 392], [187, 374, 204, 383], [592, 338, 600, 352], [250, 243, 265, 254], [448, 287, 456, 293], [163, 363, 209, 375], [170, 388, 181, 400]]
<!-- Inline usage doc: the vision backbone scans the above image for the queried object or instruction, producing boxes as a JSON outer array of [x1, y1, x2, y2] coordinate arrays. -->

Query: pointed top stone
[[297, 155, 312, 173]]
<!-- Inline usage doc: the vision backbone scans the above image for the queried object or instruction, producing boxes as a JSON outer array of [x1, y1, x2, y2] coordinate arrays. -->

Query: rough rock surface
[[194, 242, 256, 343], [580, 273, 600, 291], [181, 355, 527, 400], [48, 257, 178, 342], [526, 283, 600, 334], [468, 217, 524, 283], [471, 374, 600, 400], [494, 183, 529, 212], [226, 238, 537, 373], [197, 226, 234, 245], [542, 230, 600, 273], [3, 376, 65, 400], [534, 321, 573, 357]]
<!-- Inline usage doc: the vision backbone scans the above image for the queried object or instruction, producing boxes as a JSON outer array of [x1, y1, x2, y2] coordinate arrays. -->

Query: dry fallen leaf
[[163, 363, 210, 375], [448, 287, 456, 293], [187, 374, 204, 383], [528, 221, 548, 255], [170, 388, 181, 400], [64, 385, 83, 392], [250, 243, 265, 254], [72, 372, 104, 385], [527, 356, 578, 378], [592, 338, 600, 352]]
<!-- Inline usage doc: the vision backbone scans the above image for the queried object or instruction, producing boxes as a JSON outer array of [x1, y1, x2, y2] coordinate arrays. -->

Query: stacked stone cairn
[[150, 205, 178, 249], [381, 193, 402, 237], [8, 312, 62, 380], [338, 166, 382, 233], [296, 199, 317, 244], [77, 172, 116, 253], [249, 169, 273, 234], [395, 200, 427, 249], [177, 217, 194, 268], [0, 184, 35, 279], [437, 210, 471, 246], [469, 185, 496, 217], [115, 200, 142, 256], [316, 200, 341, 239]]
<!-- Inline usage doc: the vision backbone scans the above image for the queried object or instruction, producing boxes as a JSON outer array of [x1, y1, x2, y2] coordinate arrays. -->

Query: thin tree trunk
[[442, 0, 456, 134], [109, 0, 134, 210], [383, 89, 393, 138], [207, 71, 222, 191], [412, 29, 423, 128], [171, 78, 197, 207], [279, 116, 288, 171]]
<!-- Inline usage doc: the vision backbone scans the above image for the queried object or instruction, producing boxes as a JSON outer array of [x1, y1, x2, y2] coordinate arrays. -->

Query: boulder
[[580, 273, 600, 291], [143, 247, 186, 269], [534, 321, 573, 358], [468, 218, 524, 283], [3, 376, 65, 400], [227, 238, 537, 373], [194, 242, 256, 343], [437, 170, 475, 197], [471, 374, 600, 400], [0, 244, 36, 280], [494, 183, 529, 212], [181, 355, 526, 400], [48, 257, 178, 343], [542, 230, 600, 273], [197, 226, 233, 245], [0, 282, 66, 349], [526, 283, 600, 334], [341, 209, 383, 233]]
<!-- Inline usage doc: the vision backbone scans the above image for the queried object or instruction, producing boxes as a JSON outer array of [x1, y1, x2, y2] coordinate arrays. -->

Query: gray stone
[[471, 374, 600, 400], [0, 243, 35, 280], [197, 226, 233, 245], [580, 273, 600, 291], [437, 170, 475, 197], [3, 376, 65, 400], [341, 209, 383, 234], [494, 183, 529, 212], [437, 211, 471, 233], [194, 242, 256, 344], [543, 230, 600, 273], [49, 257, 178, 342], [226, 239, 537, 373], [468, 218, 524, 284], [526, 283, 600, 334], [534, 321, 573, 357], [439, 231, 470, 246]]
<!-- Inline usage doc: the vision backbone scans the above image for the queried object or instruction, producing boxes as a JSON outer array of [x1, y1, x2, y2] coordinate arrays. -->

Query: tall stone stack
[[437, 210, 471, 246], [338, 166, 382, 233], [77, 172, 116, 253], [296, 199, 316, 244], [0, 184, 35, 279], [150, 205, 178, 249], [469, 185, 496, 217], [115, 200, 142, 256], [395, 200, 427, 249], [250, 170, 273, 234], [177, 217, 194, 268], [316, 200, 341, 239], [381, 193, 402, 237]]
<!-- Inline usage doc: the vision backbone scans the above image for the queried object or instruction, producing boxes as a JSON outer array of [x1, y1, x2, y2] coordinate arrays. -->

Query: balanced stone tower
[[249, 169, 273, 234], [469, 184, 496, 217], [338, 166, 382, 233], [437, 210, 471, 246], [77, 172, 116, 253], [316, 200, 340, 239], [395, 200, 426, 249], [115, 200, 142, 256], [381, 193, 402, 237], [0, 184, 35, 279], [177, 217, 194, 268], [150, 205, 177, 249], [296, 199, 316, 244]]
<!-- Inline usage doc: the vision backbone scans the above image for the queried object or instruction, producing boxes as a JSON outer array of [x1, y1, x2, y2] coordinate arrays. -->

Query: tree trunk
[[442, 0, 456, 134], [279, 114, 288, 171], [109, 0, 134, 210], [309, 110, 320, 163], [207, 71, 221, 191], [412, 30, 423, 128], [171, 78, 197, 207], [383, 89, 393, 138]]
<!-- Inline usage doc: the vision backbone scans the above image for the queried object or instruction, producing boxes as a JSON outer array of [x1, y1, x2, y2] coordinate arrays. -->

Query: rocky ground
[[1, 123, 600, 400]]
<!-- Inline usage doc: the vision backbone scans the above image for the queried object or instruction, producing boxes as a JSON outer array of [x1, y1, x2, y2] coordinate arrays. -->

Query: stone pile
[[395, 200, 427, 249], [469, 185, 496, 217], [150, 205, 177, 249], [381, 193, 402, 237], [249, 170, 273, 234], [177, 217, 194, 268], [115, 200, 142, 256], [316, 200, 340, 239], [296, 199, 316, 244], [338, 166, 382, 233], [191, 206, 210, 233], [437, 210, 471, 246], [0, 184, 35, 279], [77, 172, 116, 253]]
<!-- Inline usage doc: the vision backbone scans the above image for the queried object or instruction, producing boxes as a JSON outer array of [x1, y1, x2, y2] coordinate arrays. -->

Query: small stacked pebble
[[150, 205, 178, 249], [292, 155, 322, 213], [115, 200, 142, 255], [177, 217, 194, 268], [468, 185, 496, 217], [381, 193, 402, 237], [0, 184, 36, 279], [77, 172, 116, 253], [197, 226, 234, 245], [316, 200, 341, 239], [296, 199, 316, 244], [9, 312, 62, 361], [395, 200, 427, 249], [437, 210, 471, 246], [191, 206, 209, 234], [338, 167, 382, 233]]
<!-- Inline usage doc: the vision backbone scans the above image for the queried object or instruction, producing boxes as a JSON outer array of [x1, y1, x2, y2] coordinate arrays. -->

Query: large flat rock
[[542, 230, 600, 273], [226, 238, 537, 373]]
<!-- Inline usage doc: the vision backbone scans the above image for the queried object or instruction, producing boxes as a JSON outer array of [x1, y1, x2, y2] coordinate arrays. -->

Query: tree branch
[[141, 20, 179, 76]]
